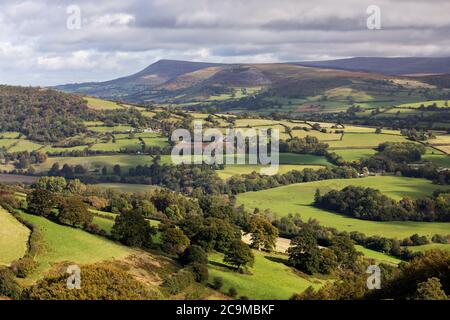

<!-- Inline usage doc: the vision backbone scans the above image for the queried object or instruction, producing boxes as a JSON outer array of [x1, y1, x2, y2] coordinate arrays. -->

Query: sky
[[1, 0, 450, 86]]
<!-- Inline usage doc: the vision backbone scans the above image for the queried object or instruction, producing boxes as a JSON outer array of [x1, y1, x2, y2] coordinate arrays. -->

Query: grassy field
[[87, 125, 135, 133], [333, 148, 376, 161], [18, 211, 134, 281], [354, 245, 401, 265], [237, 176, 450, 239], [94, 183, 162, 193], [208, 250, 324, 300], [84, 97, 124, 110], [406, 243, 450, 253], [327, 133, 408, 149], [217, 164, 324, 180], [0, 207, 30, 266], [397, 100, 449, 109], [34, 155, 157, 173]]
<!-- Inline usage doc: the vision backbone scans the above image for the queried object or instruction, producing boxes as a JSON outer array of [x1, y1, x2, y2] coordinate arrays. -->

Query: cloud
[[0, 0, 449, 86]]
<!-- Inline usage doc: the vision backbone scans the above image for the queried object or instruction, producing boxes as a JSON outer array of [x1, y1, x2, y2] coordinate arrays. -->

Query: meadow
[[0, 207, 30, 266], [208, 250, 325, 300], [217, 164, 325, 180], [18, 211, 134, 281], [237, 176, 450, 239]]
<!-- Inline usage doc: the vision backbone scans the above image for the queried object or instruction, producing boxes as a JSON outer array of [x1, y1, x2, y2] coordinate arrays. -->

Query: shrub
[[228, 287, 238, 298], [11, 256, 38, 278], [0, 268, 22, 299], [212, 277, 223, 290], [180, 245, 208, 266], [187, 262, 209, 284], [162, 269, 195, 295]]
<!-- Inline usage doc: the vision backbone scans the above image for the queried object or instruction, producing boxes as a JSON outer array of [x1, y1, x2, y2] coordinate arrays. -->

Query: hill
[[296, 57, 450, 76]]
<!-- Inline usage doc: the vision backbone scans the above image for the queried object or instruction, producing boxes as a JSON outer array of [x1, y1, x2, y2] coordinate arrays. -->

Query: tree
[[27, 189, 55, 217], [415, 277, 448, 300], [248, 214, 278, 251], [111, 210, 156, 248], [161, 227, 190, 255], [223, 240, 254, 271], [180, 245, 208, 266], [57, 196, 93, 228], [113, 164, 122, 176], [287, 230, 321, 274], [330, 235, 359, 269]]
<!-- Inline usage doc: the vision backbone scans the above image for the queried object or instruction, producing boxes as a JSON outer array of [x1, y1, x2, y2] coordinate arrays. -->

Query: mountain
[[55, 57, 450, 105], [295, 57, 450, 76]]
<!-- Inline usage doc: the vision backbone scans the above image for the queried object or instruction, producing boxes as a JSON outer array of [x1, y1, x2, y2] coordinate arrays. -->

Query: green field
[[34, 155, 157, 173], [87, 125, 135, 133], [355, 245, 401, 265], [208, 250, 324, 300], [85, 97, 124, 110], [0, 207, 30, 266], [327, 133, 408, 149], [406, 243, 450, 253], [237, 176, 450, 239], [18, 211, 134, 280], [217, 164, 324, 180], [94, 183, 162, 193], [333, 148, 376, 161], [397, 100, 449, 109]]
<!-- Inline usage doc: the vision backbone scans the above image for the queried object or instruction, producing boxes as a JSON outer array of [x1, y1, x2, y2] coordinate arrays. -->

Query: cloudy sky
[[1, 0, 450, 86]]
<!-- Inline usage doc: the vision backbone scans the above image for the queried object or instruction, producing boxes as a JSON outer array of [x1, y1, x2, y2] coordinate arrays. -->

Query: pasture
[[18, 211, 134, 281], [208, 250, 324, 300], [236, 176, 450, 239], [0, 207, 30, 266], [217, 164, 324, 180], [84, 97, 124, 110]]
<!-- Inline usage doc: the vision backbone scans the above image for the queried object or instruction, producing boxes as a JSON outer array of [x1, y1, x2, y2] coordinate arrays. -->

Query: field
[[327, 133, 408, 149], [396, 100, 449, 109], [94, 183, 162, 193], [217, 164, 324, 180], [18, 211, 134, 281], [354, 245, 402, 265], [84, 97, 124, 110], [208, 250, 324, 300], [406, 243, 450, 253], [237, 176, 450, 239], [0, 207, 30, 266]]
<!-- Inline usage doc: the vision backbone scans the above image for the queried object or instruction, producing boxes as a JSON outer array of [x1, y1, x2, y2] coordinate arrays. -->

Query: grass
[[208, 250, 325, 300], [35, 155, 157, 173], [0, 207, 30, 266], [85, 97, 124, 110], [406, 243, 450, 253], [7, 140, 43, 153], [217, 164, 324, 180], [355, 245, 401, 265], [327, 133, 408, 149], [94, 183, 162, 193], [18, 211, 134, 281], [397, 100, 449, 109], [332, 148, 376, 162], [87, 125, 134, 133], [237, 176, 450, 239]]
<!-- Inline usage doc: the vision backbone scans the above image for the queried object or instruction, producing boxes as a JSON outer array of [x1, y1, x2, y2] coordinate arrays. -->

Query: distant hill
[[56, 57, 450, 105], [295, 57, 450, 76]]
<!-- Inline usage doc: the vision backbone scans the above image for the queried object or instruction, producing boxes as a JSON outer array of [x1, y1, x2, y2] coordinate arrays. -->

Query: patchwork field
[[327, 133, 408, 149], [208, 250, 325, 300], [0, 207, 30, 266], [237, 176, 450, 238]]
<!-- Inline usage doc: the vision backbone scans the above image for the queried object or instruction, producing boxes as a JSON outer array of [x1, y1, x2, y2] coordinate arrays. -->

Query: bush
[[25, 263, 158, 300], [212, 277, 223, 290], [162, 269, 195, 295], [187, 262, 209, 284], [180, 245, 208, 266], [0, 268, 22, 299], [228, 287, 238, 298], [11, 256, 38, 278]]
